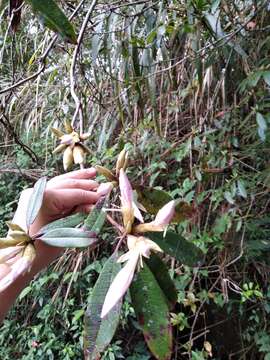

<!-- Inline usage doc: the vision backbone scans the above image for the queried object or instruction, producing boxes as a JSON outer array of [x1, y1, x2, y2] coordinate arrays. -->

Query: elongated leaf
[[145, 253, 177, 309], [237, 180, 247, 199], [135, 186, 172, 214], [39, 212, 86, 235], [204, 11, 247, 58], [83, 195, 108, 234], [26, 177, 47, 229], [84, 255, 121, 359], [0, 0, 8, 13], [25, 0, 77, 44], [263, 71, 270, 86], [147, 231, 204, 267], [51, 127, 64, 138], [130, 262, 172, 360], [40, 227, 97, 248], [135, 186, 193, 223]]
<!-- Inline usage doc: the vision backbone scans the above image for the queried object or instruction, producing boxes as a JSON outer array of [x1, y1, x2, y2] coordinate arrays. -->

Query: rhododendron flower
[[134, 200, 175, 233], [115, 149, 128, 175], [101, 235, 162, 318], [51, 122, 91, 171], [119, 169, 143, 233], [0, 243, 36, 293]]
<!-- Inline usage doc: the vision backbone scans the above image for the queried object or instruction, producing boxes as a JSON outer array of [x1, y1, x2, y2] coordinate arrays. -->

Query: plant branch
[[0, 0, 87, 95], [70, 0, 98, 132], [0, 113, 39, 163]]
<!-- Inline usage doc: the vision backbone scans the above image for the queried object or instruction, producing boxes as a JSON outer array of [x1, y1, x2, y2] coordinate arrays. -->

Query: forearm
[[0, 189, 59, 323], [0, 259, 37, 323], [0, 240, 61, 324]]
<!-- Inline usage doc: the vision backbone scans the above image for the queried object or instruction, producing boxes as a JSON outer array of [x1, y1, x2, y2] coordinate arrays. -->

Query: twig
[[70, 0, 98, 131], [0, 113, 39, 163], [0, 0, 86, 95], [63, 251, 83, 307], [188, 276, 221, 359], [106, 213, 125, 234]]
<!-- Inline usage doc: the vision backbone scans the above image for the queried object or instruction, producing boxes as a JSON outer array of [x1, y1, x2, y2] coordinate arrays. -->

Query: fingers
[[47, 179, 99, 191], [48, 168, 96, 185], [74, 204, 93, 214], [49, 189, 100, 211]]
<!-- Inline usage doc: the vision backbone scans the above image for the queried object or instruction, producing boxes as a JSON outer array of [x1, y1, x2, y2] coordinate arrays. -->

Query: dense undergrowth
[[1, 0, 270, 359]]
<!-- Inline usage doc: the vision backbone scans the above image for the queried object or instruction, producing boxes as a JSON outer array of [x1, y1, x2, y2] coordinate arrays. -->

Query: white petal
[[117, 250, 133, 263], [132, 202, 144, 223], [0, 246, 24, 264], [144, 238, 163, 253], [6, 254, 22, 265], [101, 252, 139, 318], [0, 257, 31, 293], [0, 264, 11, 281], [127, 235, 138, 250]]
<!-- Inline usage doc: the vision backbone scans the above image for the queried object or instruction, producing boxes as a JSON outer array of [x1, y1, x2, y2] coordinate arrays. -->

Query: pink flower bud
[[101, 236, 163, 318], [153, 200, 175, 227], [119, 169, 135, 232], [134, 200, 175, 233], [119, 169, 133, 208], [101, 252, 139, 318], [97, 182, 113, 196]]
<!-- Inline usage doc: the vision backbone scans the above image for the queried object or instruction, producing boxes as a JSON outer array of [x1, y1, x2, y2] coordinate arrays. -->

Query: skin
[[0, 168, 109, 323]]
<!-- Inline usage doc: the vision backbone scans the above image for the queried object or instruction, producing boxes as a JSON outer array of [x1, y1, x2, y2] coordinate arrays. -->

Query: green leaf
[[256, 112, 267, 142], [19, 286, 32, 300], [256, 113, 267, 130], [224, 191, 234, 205], [135, 186, 193, 223], [146, 29, 157, 44], [83, 195, 109, 234], [237, 180, 247, 199], [84, 255, 121, 360], [135, 186, 172, 214], [263, 71, 270, 86], [130, 262, 172, 360], [204, 11, 247, 58], [40, 227, 98, 248], [25, 0, 77, 44], [26, 177, 47, 229], [145, 253, 177, 309], [147, 231, 204, 267], [39, 212, 86, 235]]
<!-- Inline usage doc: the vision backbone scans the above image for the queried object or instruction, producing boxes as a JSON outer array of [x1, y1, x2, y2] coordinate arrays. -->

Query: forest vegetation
[[0, 0, 270, 359]]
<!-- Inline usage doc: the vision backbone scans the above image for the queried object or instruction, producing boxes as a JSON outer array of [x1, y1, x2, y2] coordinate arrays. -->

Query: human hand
[[30, 167, 100, 236], [11, 168, 111, 270], [0, 168, 113, 322]]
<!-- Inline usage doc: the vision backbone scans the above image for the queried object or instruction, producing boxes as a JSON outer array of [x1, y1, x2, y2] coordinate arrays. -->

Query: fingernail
[[86, 167, 96, 175], [89, 180, 99, 190], [97, 182, 113, 196]]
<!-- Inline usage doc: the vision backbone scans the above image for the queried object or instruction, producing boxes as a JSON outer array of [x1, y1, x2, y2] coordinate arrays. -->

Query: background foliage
[[0, 0, 270, 359]]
